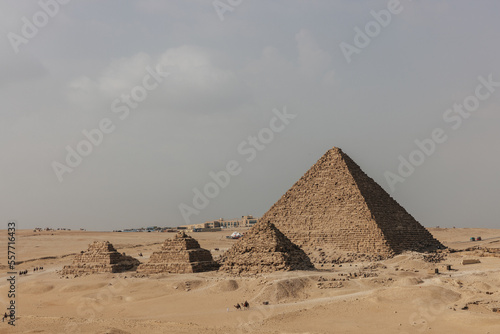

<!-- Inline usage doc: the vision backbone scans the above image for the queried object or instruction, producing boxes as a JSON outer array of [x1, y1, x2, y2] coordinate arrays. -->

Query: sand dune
[[1, 228, 499, 333]]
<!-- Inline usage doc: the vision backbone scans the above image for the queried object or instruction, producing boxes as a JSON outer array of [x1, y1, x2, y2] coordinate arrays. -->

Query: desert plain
[[1, 227, 500, 334]]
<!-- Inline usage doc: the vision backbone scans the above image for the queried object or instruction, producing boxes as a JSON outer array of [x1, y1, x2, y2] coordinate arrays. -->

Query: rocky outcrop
[[259, 147, 444, 265], [137, 232, 218, 274], [219, 221, 314, 275], [61, 241, 140, 275]]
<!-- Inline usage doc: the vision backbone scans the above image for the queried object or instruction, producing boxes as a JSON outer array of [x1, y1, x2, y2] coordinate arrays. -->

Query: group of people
[[234, 301, 250, 310], [19, 266, 44, 275]]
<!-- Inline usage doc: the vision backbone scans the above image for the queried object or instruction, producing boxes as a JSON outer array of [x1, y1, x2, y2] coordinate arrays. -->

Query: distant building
[[205, 215, 258, 229], [179, 215, 258, 230], [241, 215, 258, 227]]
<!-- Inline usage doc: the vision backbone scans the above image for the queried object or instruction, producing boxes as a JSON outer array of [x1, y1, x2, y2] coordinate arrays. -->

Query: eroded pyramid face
[[258, 147, 444, 264]]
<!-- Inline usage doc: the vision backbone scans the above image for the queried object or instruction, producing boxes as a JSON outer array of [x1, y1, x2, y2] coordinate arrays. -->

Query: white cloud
[[68, 45, 247, 114]]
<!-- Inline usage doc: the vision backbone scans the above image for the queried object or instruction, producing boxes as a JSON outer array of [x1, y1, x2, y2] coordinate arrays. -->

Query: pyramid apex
[[175, 230, 189, 238], [327, 146, 343, 153]]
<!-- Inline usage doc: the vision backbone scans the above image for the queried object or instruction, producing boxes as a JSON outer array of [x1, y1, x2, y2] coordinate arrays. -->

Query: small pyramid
[[219, 221, 314, 275], [61, 241, 140, 275], [137, 231, 218, 274], [259, 147, 444, 264]]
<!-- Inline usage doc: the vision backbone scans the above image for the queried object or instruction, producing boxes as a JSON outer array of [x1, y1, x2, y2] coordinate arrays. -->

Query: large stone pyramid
[[137, 232, 218, 274], [259, 147, 444, 264], [219, 220, 314, 275], [61, 241, 140, 275]]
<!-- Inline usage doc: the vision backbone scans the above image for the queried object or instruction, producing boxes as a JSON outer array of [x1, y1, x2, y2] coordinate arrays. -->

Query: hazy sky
[[1, 1, 499, 231]]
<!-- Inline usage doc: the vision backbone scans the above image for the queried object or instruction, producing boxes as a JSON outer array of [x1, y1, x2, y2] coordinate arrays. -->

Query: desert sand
[[1, 227, 499, 334]]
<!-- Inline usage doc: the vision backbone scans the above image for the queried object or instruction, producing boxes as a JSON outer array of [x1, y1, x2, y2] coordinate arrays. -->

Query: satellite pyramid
[[61, 241, 140, 275], [259, 147, 444, 265], [137, 231, 218, 274], [219, 220, 314, 275]]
